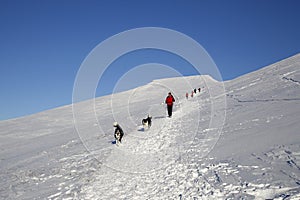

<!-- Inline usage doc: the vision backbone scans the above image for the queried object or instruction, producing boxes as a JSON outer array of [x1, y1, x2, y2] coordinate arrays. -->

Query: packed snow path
[[81, 95, 228, 199]]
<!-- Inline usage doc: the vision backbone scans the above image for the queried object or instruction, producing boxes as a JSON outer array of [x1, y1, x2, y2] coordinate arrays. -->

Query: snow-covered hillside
[[1, 54, 300, 199]]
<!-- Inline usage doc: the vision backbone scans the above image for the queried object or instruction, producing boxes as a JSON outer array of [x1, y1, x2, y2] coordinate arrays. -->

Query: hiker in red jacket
[[165, 92, 175, 117]]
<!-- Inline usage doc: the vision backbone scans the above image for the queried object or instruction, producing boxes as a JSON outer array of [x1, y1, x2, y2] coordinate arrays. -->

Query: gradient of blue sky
[[1, 0, 300, 120]]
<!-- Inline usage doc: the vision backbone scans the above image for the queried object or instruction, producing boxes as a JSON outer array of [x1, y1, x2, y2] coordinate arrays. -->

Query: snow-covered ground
[[1, 54, 300, 199]]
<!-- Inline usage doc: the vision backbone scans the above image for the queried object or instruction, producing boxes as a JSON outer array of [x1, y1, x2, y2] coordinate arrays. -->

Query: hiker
[[165, 92, 175, 117]]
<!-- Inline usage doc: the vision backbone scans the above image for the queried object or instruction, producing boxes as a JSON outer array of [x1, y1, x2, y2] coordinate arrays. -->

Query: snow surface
[[1, 54, 300, 199]]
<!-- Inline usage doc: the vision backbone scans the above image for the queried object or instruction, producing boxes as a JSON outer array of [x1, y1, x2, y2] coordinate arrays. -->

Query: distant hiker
[[165, 92, 175, 117], [198, 88, 201, 93], [113, 122, 124, 145], [186, 92, 189, 99], [194, 88, 197, 94], [191, 91, 194, 98]]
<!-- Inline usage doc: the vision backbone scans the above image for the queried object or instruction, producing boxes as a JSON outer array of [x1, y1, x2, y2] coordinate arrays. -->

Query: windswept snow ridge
[[0, 54, 300, 199]]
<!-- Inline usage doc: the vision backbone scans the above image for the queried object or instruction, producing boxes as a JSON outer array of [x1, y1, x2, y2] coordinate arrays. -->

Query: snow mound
[[1, 54, 300, 199]]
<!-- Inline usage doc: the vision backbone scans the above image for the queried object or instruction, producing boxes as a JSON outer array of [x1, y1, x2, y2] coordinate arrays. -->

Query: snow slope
[[0, 54, 300, 199]]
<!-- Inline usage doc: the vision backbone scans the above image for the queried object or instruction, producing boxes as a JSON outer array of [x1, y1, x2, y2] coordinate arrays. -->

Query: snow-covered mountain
[[1, 54, 300, 199]]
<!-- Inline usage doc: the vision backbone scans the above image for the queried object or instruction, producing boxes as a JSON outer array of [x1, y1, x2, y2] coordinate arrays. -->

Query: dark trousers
[[167, 105, 173, 117]]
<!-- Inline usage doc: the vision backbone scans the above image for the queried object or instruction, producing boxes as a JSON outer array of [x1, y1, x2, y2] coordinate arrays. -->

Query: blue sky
[[1, 0, 300, 120]]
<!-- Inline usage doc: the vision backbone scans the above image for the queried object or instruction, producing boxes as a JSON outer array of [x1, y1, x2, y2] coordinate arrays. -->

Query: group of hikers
[[165, 87, 203, 120], [113, 88, 202, 144], [186, 88, 201, 99]]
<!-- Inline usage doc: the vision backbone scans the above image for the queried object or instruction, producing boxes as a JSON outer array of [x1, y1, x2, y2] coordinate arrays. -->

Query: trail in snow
[[99, 97, 202, 173], [80, 94, 220, 199]]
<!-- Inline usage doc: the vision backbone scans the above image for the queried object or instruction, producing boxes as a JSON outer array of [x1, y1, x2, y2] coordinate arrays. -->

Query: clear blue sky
[[1, 0, 300, 120]]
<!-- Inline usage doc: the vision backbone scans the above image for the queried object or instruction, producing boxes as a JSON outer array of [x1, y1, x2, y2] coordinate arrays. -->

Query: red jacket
[[165, 95, 175, 106]]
